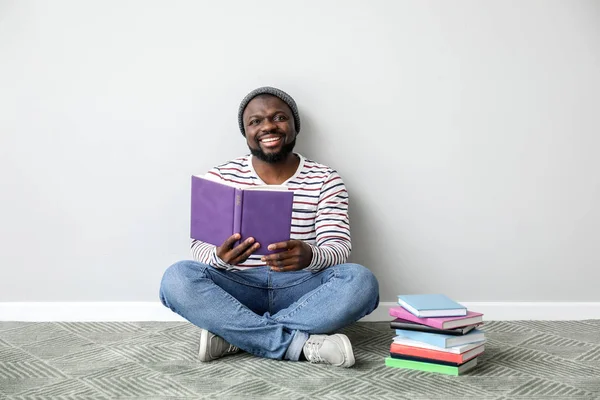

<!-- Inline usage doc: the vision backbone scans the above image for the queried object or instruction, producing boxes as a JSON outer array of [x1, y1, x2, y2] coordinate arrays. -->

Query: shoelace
[[226, 344, 238, 353], [304, 341, 325, 363]]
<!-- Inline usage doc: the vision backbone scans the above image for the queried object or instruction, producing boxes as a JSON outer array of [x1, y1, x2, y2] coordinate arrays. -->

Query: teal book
[[385, 356, 478, 376], [394, 328, 485, 348], [397, 294, 467, 317]]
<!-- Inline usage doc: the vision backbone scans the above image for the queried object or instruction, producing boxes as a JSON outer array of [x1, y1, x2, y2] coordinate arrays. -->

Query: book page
[[243, 185, 289, 192], [193, 174, 290, 191], [193, 174, 239, 187]]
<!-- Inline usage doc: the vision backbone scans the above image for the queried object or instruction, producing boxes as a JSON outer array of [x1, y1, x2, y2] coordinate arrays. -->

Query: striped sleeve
[[305, 170, 351, 271], [190, 239, 233, 270]]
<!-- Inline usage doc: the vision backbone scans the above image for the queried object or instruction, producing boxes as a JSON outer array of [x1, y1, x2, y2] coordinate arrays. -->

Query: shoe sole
[[336, 334, 355, 368], [198, 329, 212, 362]]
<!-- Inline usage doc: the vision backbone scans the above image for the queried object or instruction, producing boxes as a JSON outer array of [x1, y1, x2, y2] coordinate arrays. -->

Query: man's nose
[[261, 118, 277, 132]]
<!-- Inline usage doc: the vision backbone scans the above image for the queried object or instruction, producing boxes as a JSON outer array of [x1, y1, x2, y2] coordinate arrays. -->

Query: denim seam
[[284, 330, 309, 361], [271, 268, 338, 323], [198, 265, 270, 326]]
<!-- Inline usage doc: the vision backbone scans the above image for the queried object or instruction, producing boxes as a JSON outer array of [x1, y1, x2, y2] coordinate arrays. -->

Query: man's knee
[[159, 260, 207, 308], [336, 263, 378, 290], [335, 263, 380, 310]]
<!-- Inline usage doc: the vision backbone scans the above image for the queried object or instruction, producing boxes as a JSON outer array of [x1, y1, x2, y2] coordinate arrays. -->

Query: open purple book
[[190, 175, 294, 255]]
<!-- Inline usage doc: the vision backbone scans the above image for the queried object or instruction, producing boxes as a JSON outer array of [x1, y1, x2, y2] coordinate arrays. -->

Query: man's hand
[[261, 240, 312, 272], [216, 234, 260, 265]]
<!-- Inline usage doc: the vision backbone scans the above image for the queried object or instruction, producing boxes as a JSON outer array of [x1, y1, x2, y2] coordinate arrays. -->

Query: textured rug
[[0, 320, 599, 399]]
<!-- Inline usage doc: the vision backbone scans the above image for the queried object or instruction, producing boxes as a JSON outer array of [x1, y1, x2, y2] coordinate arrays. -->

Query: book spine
[[389, 307, 445, 329], [385, 357, 459, 375], [389, 353, 461, 366], [390, 322, 465, 336], [390, 344, 467, 363], [397, 300, 421, 317], [233, 189, 243, 245], [395, 330, 447, 348]]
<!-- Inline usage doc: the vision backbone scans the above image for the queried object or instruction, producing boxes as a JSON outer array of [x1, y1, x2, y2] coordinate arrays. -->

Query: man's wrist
[[210, 247, 233, 270], [305, 243, 320, 271]]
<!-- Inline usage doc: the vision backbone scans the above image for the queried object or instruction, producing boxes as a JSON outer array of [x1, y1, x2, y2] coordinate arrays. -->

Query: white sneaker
[[198, 329, 239, 362], [302, 334, 355, 368]]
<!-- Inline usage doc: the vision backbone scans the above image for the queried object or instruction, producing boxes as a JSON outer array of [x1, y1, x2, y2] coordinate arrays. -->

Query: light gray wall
[[1, 0, 599, 303]]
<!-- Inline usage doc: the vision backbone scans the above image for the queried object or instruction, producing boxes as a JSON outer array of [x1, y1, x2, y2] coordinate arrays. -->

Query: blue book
[[397, 294, 467, 317], [395, 328, 485, 348]]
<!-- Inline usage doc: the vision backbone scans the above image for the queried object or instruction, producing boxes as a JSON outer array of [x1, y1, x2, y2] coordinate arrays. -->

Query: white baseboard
[[367, 302, 600, 322], [0, 302, 598, 322], [0, 302, 187, 322]]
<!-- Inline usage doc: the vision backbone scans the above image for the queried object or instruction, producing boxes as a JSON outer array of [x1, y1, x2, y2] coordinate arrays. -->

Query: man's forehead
[[244, 95, 292, 115]]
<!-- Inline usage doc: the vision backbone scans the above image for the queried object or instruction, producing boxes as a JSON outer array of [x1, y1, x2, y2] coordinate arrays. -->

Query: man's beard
[[249, 137, 296, 164]]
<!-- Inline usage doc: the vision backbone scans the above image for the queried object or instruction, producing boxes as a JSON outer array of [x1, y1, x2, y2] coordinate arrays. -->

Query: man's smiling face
[[243, 94, 297, 164]]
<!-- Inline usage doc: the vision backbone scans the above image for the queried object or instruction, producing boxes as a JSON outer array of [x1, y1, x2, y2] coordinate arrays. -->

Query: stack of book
[[385, 294, 485, 376]]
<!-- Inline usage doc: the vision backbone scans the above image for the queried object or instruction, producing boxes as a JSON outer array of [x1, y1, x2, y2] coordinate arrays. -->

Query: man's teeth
[[261, 137, 281, 143]]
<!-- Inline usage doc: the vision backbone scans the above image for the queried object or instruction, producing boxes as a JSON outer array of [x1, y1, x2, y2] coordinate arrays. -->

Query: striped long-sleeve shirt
[[191, 153, 351, 272]]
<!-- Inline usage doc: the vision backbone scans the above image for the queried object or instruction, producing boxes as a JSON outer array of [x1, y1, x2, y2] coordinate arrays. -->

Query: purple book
[[190, 175, 294, 255]]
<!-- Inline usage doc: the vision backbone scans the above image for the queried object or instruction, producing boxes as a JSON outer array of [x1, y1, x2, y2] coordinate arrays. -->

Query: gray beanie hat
[[238, 86, 301, 136]]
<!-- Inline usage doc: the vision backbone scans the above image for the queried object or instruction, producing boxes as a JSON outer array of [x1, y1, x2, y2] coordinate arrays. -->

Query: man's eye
[[274, 115, 287, 121], [249, 119, 260, 125]]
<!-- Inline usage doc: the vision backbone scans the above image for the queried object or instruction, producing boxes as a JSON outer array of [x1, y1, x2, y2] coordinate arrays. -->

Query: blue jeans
[[159, 261, 379, 361]]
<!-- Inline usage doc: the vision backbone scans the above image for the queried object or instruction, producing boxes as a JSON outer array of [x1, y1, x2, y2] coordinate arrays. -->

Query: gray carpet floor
[[0, 320, 599, 399]]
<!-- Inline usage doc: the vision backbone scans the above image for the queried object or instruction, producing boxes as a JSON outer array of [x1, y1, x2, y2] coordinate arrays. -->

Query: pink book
[[389, 306, 483, 329]]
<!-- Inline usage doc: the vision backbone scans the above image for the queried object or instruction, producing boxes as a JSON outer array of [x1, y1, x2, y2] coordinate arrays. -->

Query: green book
[[385, 356, 478, 376]]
